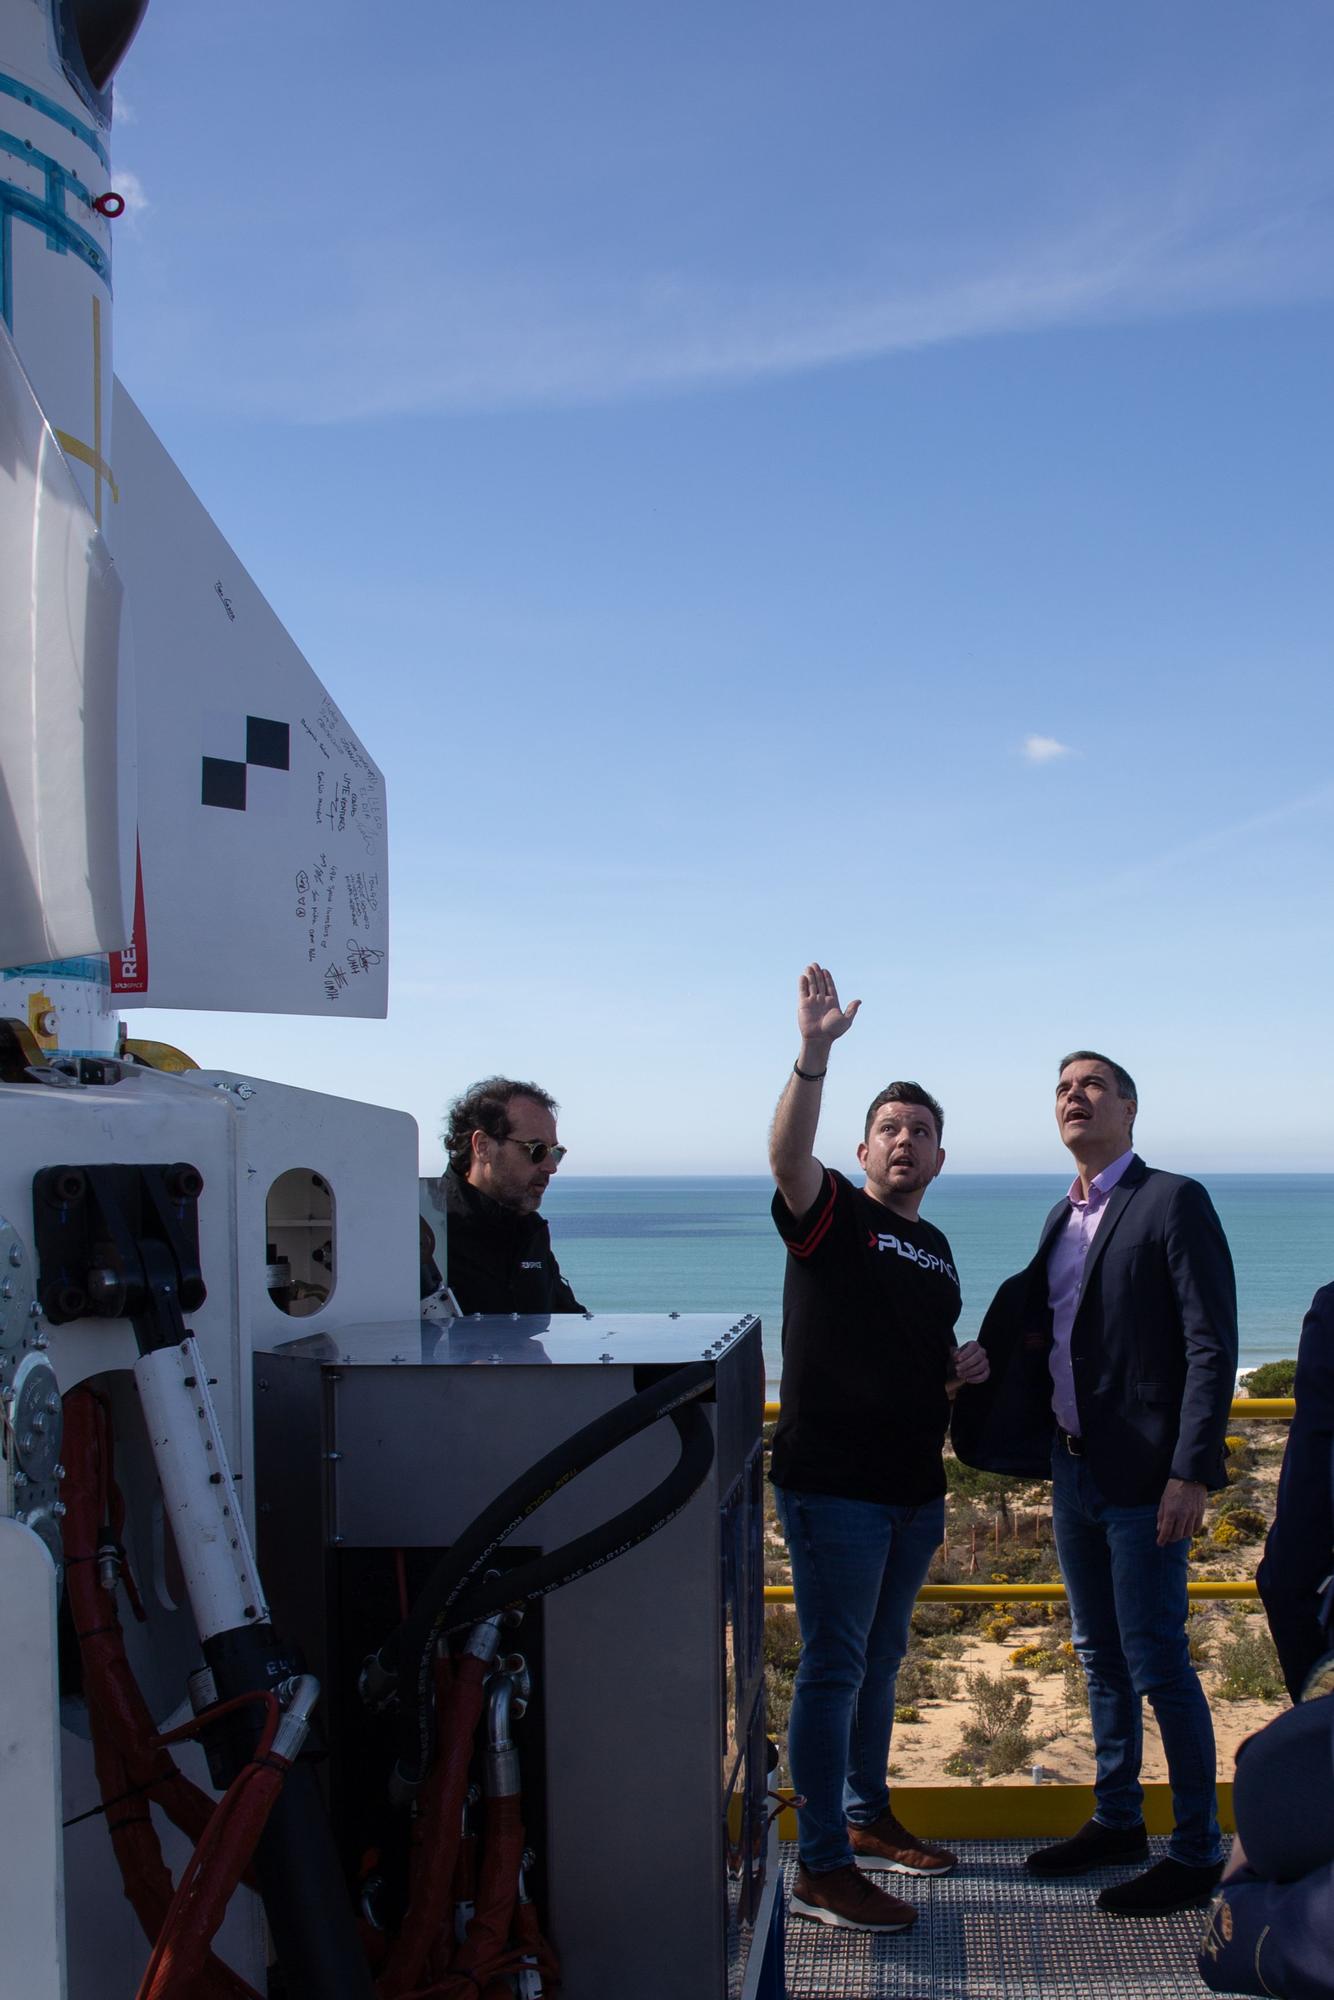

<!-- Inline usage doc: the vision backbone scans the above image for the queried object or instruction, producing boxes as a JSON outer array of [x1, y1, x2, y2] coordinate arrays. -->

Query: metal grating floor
[[780, 1841, 1248, 1999]]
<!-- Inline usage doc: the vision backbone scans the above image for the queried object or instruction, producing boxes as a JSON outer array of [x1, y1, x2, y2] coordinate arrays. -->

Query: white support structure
[[0, 1518, 66, 2000], [133, 1337, 268, 1643]]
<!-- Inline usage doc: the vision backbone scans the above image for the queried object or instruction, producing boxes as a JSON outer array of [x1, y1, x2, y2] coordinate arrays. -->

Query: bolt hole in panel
[[265, 1169, 335, 1317]]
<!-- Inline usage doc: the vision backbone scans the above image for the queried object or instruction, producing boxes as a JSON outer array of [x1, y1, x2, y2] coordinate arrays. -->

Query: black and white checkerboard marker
[[201, 714, 290, 811]]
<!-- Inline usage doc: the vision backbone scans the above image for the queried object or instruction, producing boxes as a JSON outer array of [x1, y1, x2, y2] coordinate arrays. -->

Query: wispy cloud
[[112, 168, 149, 219], [1022, 735, 1073, 764], [116, 66, 1334, 423], [1101, 781, 1334, 896]]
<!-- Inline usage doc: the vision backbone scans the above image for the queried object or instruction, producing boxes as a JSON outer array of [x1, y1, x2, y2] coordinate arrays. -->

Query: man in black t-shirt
[[769, 963, 988, 1936]]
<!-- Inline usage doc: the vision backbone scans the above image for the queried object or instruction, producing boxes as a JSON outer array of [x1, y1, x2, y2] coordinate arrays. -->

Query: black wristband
[[793, 1061, 827, 1082]]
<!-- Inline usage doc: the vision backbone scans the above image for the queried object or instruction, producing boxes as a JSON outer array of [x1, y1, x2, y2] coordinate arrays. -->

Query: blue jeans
[[1052, 1446, 1222, 1867], [774, 1485, 945, 1874]]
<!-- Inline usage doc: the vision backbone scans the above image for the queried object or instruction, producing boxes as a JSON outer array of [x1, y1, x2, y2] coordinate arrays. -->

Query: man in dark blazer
[[952, 1050, 1237, 1916], [1257, 1282, 1334, 1701]]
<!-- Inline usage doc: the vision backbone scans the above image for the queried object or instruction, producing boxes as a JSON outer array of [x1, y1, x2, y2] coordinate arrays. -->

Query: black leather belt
[[1057, 1426, 1085, 1457]]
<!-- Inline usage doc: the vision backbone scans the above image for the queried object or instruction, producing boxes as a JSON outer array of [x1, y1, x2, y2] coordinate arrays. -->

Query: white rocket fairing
[[0, 0, 389, 1041]]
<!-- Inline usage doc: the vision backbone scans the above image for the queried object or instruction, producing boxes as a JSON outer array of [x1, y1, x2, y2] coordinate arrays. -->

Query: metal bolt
[[34, 1333, 48, 1350], [325, 1450, 343, 1462], [599, 1352, 614, 1363], [44, 1393, 59, 1414], [1, 1281, 12, 1301], [53, 1463, 65, 1480], [31, 1413, 46, 1435], [8, 1245, 21, 1267], [28, 1302, 41, 1319], [14, 1472, 28, 1490], [257, 1378, 269, 1391], [51, 1500, 66, 1518]]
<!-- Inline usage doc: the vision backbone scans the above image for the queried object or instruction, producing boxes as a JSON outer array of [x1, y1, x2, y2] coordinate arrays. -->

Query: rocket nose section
[[56, 0, 150, 111]]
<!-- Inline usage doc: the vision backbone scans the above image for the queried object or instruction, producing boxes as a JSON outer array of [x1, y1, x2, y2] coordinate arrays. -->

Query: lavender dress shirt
[[1046, 1148, 1136, 1435]]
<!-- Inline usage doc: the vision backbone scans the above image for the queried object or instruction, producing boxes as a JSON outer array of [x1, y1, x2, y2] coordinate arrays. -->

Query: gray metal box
[[255, 1312, 771, 2000]]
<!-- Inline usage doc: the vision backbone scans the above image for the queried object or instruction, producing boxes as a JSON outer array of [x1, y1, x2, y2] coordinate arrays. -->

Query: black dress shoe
[[1097, 1857, 1224, 1915], [1025, 1817, 1150, 1877]]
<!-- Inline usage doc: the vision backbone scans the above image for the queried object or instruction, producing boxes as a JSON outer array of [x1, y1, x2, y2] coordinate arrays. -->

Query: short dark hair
[[445, 1076, 558, 1175], [864, 1082, 944, 1145], [1058, 1050, 1138, 1104], [1058, 1050, 1137, 1141]]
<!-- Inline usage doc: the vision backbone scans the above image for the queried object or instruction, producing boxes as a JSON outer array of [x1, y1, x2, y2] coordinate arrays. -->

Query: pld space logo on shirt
[[867, 1231, 958, 1284]]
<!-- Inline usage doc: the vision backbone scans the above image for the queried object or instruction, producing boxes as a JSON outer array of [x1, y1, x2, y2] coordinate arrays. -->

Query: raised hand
[[797, 963, 861, 1046]]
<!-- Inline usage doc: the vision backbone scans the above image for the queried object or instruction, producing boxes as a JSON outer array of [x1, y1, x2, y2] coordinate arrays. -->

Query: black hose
[[381, 1362, 715, 1791], [439, 1401, 715, 1631]]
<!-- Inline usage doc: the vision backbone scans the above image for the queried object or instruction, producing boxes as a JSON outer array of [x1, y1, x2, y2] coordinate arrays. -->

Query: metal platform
[[780, 1841, 1245, 1998]]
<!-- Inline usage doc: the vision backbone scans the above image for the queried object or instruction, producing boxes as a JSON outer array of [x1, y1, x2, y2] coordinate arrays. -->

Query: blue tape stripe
[[0, 182, 106, 277], [0, 72, 108, 171], [0, 127, 94, 206], [3, 958, 110, 984]]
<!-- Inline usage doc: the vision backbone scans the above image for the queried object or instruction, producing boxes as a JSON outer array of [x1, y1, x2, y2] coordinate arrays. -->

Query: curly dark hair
[[444, 1077, 559, 1176]]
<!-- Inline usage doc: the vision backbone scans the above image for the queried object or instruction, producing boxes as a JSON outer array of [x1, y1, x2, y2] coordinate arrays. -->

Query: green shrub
[[1009, 1644, 1048, 1668], [1062, 1653, 1090, 1726], [1224, 1434, 1254, 1472], [944, 1457, 1029, 1503], [923, 1634, 967, 1660], [957, 1671, 1038, 1776], [1242, 1360, 1297, 1398], [910, 1601, 969, 1637], [763, 1607, 802, 1672], [896, 1652, 962, 1707], [894, 1704, 921, 1724], [1010, 1643, 1064, 1677], [1215, 1622, 1285, 1702], [1213, 1508, 1268, 1547]]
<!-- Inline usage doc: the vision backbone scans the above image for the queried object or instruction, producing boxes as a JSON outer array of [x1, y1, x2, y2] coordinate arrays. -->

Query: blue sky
[[114, 1, 1334, 1175]]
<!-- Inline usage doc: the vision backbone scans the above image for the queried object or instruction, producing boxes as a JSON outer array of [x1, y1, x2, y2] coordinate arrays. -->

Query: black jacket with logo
[[436, 1168, 584, 1316]]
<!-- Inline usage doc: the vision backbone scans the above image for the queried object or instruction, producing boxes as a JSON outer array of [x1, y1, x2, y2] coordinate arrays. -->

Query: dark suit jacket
[[1256, 1282, 1334, 1701], [951, 1156, 1238, 1506]]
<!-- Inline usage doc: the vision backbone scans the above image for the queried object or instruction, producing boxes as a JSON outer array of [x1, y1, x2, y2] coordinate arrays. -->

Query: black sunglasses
[[502, 1137, 568, 1166]]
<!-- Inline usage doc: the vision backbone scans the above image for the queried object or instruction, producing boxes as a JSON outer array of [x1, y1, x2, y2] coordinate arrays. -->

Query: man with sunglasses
[[436, 1076, 585, 1315]]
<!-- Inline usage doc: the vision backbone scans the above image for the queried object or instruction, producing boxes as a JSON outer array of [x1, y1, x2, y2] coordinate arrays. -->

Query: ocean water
[[542, 1174, 1334, 1391]]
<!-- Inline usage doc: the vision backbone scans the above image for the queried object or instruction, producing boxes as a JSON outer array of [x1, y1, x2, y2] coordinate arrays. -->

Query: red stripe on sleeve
[[787, 1172, 838, 1260]]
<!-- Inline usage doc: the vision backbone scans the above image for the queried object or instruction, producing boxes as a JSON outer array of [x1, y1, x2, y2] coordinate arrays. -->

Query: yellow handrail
[[762, 1397, 1295, 1423], [764, 1580, 1259, 1605]]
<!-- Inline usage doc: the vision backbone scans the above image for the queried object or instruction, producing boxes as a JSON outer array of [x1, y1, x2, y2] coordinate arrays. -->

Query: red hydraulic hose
[[136, 1751, 289, 2000], [447, 1793, 522, 1992], [63, 1394, 220, 1845], [377, 1653, 489, 1998]]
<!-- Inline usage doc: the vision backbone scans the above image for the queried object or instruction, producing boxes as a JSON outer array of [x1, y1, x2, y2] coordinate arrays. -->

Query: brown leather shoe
[[789, 1863, 918, 1931], [849, 1809, 958, 1876]]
